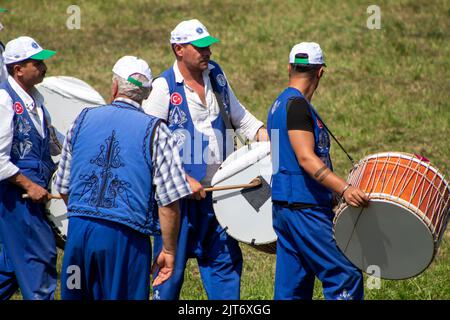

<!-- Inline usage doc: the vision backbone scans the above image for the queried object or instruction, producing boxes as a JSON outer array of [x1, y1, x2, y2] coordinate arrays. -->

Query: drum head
[[334, 199, 435, 279], [39, 76, 104, 249], [212, 142, 277, 247], [37, 76, 105, 162]]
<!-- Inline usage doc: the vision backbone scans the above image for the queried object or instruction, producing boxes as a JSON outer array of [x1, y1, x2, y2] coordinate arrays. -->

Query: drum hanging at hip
[[39, 76, 105, 249], [334, 152, 449, 279], [212, 142, 277, 254]]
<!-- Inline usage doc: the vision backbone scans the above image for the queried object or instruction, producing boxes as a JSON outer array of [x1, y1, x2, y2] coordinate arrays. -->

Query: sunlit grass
[[5, 0, 449, 300]]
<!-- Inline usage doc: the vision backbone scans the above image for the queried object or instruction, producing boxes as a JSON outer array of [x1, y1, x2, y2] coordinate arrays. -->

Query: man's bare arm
[[288, 130, 368, 207], [8, 172, 49, 203]]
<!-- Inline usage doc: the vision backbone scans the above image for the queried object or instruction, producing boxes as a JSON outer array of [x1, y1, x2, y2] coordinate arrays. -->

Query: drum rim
[[333, 197, 437, 280], [220, 222, 277, 246], [243, 242, 277, 254], [213, 141, 271, 186], [213, 141, 275, 246], [356, 152, 450, 194]]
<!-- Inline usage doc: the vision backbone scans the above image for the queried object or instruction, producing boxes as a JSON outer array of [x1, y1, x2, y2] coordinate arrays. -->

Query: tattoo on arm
[[314, 165, 331, 183], [314, 165, 328, 178], [318, 170, 331, 182]]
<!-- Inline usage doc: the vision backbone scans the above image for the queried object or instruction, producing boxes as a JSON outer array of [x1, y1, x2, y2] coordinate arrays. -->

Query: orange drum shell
[[345, 153, 449, 243]]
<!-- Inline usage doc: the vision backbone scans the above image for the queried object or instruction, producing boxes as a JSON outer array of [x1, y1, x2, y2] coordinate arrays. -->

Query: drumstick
[[21, 177, 262, 199], [204, 177, 261, 192], [22, 193, 62, 200]]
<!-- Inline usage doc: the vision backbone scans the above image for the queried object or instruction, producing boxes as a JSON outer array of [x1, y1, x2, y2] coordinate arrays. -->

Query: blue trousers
[[61, 216, 151, 300], [0, 184, 57, 300], [272, 204, 364, 300], [152, 194, 243, 300]]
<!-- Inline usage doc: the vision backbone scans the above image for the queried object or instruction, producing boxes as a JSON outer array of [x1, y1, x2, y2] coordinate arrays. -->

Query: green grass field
[[4, 0, 449, 300]]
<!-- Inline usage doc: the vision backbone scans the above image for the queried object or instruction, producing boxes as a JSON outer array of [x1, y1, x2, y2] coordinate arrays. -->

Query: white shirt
[[142, 61, 264, 185], [0, 76, 59, 181]]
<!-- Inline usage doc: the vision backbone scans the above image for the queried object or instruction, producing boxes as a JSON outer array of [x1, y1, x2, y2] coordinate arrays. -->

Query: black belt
[[272, 201, 315, 209]]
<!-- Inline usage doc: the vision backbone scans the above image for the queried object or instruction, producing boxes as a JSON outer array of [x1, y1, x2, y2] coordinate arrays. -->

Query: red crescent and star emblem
[[170, 92, 183, 106], [14, 102, 24, 115]]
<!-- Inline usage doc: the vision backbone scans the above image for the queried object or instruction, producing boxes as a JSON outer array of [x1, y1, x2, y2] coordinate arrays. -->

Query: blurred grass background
[[3, 0, 449, 299]]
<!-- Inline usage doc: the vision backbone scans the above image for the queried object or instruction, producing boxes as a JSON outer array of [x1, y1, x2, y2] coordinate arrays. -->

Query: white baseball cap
[[112, 56, 152, 88], [289, 42, 326, 66], [170, 19, 219, 48], [3, 36, 56, 65]]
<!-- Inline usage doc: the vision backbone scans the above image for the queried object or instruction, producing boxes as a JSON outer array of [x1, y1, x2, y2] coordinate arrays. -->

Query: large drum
[[334, 152, 449, 279], [39, 76, 105, 249], [211, 142, 277, 254], [37, 76, 105, 159]]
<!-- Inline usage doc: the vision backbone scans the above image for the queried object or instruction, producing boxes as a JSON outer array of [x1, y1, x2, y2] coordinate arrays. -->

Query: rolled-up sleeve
[[0, 90, 20, 181], [225, 73, 264, 141], [142, 77, 170, 121], [152, 122, 192, 207], [54, 122, 75, 195]]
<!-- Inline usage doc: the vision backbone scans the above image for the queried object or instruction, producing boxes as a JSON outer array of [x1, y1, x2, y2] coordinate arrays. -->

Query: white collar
[[7, 76, 44, 111], [113, 97, 142, 110], [173, 60, 215, 84]]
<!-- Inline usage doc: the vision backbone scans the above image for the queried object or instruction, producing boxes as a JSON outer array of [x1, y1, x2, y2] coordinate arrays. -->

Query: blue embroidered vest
[[0, 81, 55, 187], [267, 87, 333, 207], [160, 60, 232, 182], [67, 101, 160, 235]]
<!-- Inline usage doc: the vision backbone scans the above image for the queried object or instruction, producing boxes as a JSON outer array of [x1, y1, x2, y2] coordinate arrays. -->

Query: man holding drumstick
[[267, 42, 369, 300], [0, 36, 59, 300], [143, 19, 268, 300]]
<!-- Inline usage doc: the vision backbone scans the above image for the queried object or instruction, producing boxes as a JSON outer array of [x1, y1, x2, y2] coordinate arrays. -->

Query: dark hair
[[6, 59, 32, 76], [290, 63, 322, 76]]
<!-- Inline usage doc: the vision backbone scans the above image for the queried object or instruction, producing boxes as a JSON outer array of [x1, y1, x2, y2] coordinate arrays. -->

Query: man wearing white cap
[[54, 56, 194, 300], [0, 36, 59, 300], [267, 42, 368, 300], [143, 19, 269, 300]]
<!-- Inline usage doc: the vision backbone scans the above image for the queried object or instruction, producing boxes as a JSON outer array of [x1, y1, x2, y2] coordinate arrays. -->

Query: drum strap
[[210, 84, 246, 146], [309, 108, 355, 166]]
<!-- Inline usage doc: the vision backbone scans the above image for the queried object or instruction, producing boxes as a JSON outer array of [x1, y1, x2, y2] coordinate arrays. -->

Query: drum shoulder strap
[[209, 73, 246, 146]]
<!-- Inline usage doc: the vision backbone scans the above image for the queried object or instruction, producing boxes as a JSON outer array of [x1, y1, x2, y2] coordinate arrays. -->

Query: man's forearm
[[158, 201, 180, 254], [300, 156, 348, 194], [8, 172, 34, 191]]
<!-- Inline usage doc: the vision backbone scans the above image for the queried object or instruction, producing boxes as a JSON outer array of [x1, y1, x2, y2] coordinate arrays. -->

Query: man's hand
[[8, 172, 50, 203], [151, 249, 176, 286], [186, 174, 206, 200], [342, 185, 369, 208], [255, 126, 269, 142], [25, 182, 50, 203]]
